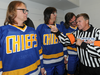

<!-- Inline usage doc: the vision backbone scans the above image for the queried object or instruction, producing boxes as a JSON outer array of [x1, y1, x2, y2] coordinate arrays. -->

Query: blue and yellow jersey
[[61, 24, 78, 55], [36, 24, 64, 68], [0, 24, 43, 75]]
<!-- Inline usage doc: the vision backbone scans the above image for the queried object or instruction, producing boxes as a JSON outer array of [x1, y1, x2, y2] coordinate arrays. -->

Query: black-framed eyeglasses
[[70, 20, 76, 24], [17, 9, 29, 14]]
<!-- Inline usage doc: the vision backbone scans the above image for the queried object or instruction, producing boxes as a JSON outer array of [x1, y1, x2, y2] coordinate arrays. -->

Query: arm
[[0, 28, 2, 72], [76, 39, 100, 57], [38, 39, 46, 75], [39, 47, 46, 75], [48, 24, 76, 46], [36, 27, 46, 75], [63, 47, 68, 64], [53, 30, 76, 46]]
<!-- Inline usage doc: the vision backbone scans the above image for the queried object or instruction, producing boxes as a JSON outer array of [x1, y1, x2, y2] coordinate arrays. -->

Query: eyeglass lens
[[70, 20, 76, 24], [17, 9, 29, 14]]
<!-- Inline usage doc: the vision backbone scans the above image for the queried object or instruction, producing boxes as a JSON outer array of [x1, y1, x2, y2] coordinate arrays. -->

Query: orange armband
[[94, 41, 100, 46], [67, 34, 75, 44]]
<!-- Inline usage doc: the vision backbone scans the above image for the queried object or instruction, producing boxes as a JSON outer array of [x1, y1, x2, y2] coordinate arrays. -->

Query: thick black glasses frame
[[17, 9, 29, 14]]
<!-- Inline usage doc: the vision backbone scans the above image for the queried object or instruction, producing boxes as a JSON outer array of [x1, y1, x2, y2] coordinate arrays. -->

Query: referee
[[48, 13, 100, 75]]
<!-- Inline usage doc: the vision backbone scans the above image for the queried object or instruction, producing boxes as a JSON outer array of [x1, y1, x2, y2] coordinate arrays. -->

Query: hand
[[47, 25, 58, 33], [64, 57, 68, 64], [76, 39, 83, 46], [41, 68, 46, 75]]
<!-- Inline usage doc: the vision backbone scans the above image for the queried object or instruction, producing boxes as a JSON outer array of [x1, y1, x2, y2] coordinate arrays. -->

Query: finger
[[44, 71, 46, 74]]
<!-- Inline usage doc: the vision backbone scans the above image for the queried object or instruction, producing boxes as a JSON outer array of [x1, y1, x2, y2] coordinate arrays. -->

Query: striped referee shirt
[[56, 25, 100, 68]]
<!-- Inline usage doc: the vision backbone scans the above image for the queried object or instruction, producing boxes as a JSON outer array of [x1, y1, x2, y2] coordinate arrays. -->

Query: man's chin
[[24, 18, 27, 21], [79, 28, 82, 30]]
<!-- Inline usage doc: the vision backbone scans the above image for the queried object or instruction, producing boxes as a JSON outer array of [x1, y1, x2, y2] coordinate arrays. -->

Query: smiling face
[[76, 16, 89, 31]]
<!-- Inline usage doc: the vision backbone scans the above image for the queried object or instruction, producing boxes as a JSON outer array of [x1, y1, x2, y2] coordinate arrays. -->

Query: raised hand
[[76, 39, 83, 46], [48, 25, 58, 33]]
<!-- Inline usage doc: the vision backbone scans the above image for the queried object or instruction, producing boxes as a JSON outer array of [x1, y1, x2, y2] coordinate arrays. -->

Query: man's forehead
[[70, 16, 76, 21]]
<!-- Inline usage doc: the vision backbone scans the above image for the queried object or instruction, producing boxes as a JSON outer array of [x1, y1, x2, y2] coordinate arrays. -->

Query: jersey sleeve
[[55, 30, 76, 46], [57, 24, 68, 56], [36, 28, 44, 68], [0, 27, 3, 71], [63, 47, 68, 57]]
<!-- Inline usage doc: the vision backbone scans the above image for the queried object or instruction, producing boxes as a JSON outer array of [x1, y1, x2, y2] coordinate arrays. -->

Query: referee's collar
[[86, 24, 93, 32], [80, 24, 93, 32]]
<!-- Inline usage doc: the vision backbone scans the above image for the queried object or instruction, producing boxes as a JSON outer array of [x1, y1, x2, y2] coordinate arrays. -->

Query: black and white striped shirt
[[56, 25, 100, 68]]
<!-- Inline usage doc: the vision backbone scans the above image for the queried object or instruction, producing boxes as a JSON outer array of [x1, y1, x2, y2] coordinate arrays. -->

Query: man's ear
[[86, 20, 89, 24]]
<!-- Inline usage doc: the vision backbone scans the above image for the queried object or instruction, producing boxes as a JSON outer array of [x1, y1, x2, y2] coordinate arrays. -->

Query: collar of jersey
[[9, 23, 27, 32], [70, 26, 77, 30], [47, 23, 56, 28]]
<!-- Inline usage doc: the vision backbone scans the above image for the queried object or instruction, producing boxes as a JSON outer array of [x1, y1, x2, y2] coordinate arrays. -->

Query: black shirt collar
[[18, 25, 25, 28], [80, 24, 93, 32]]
